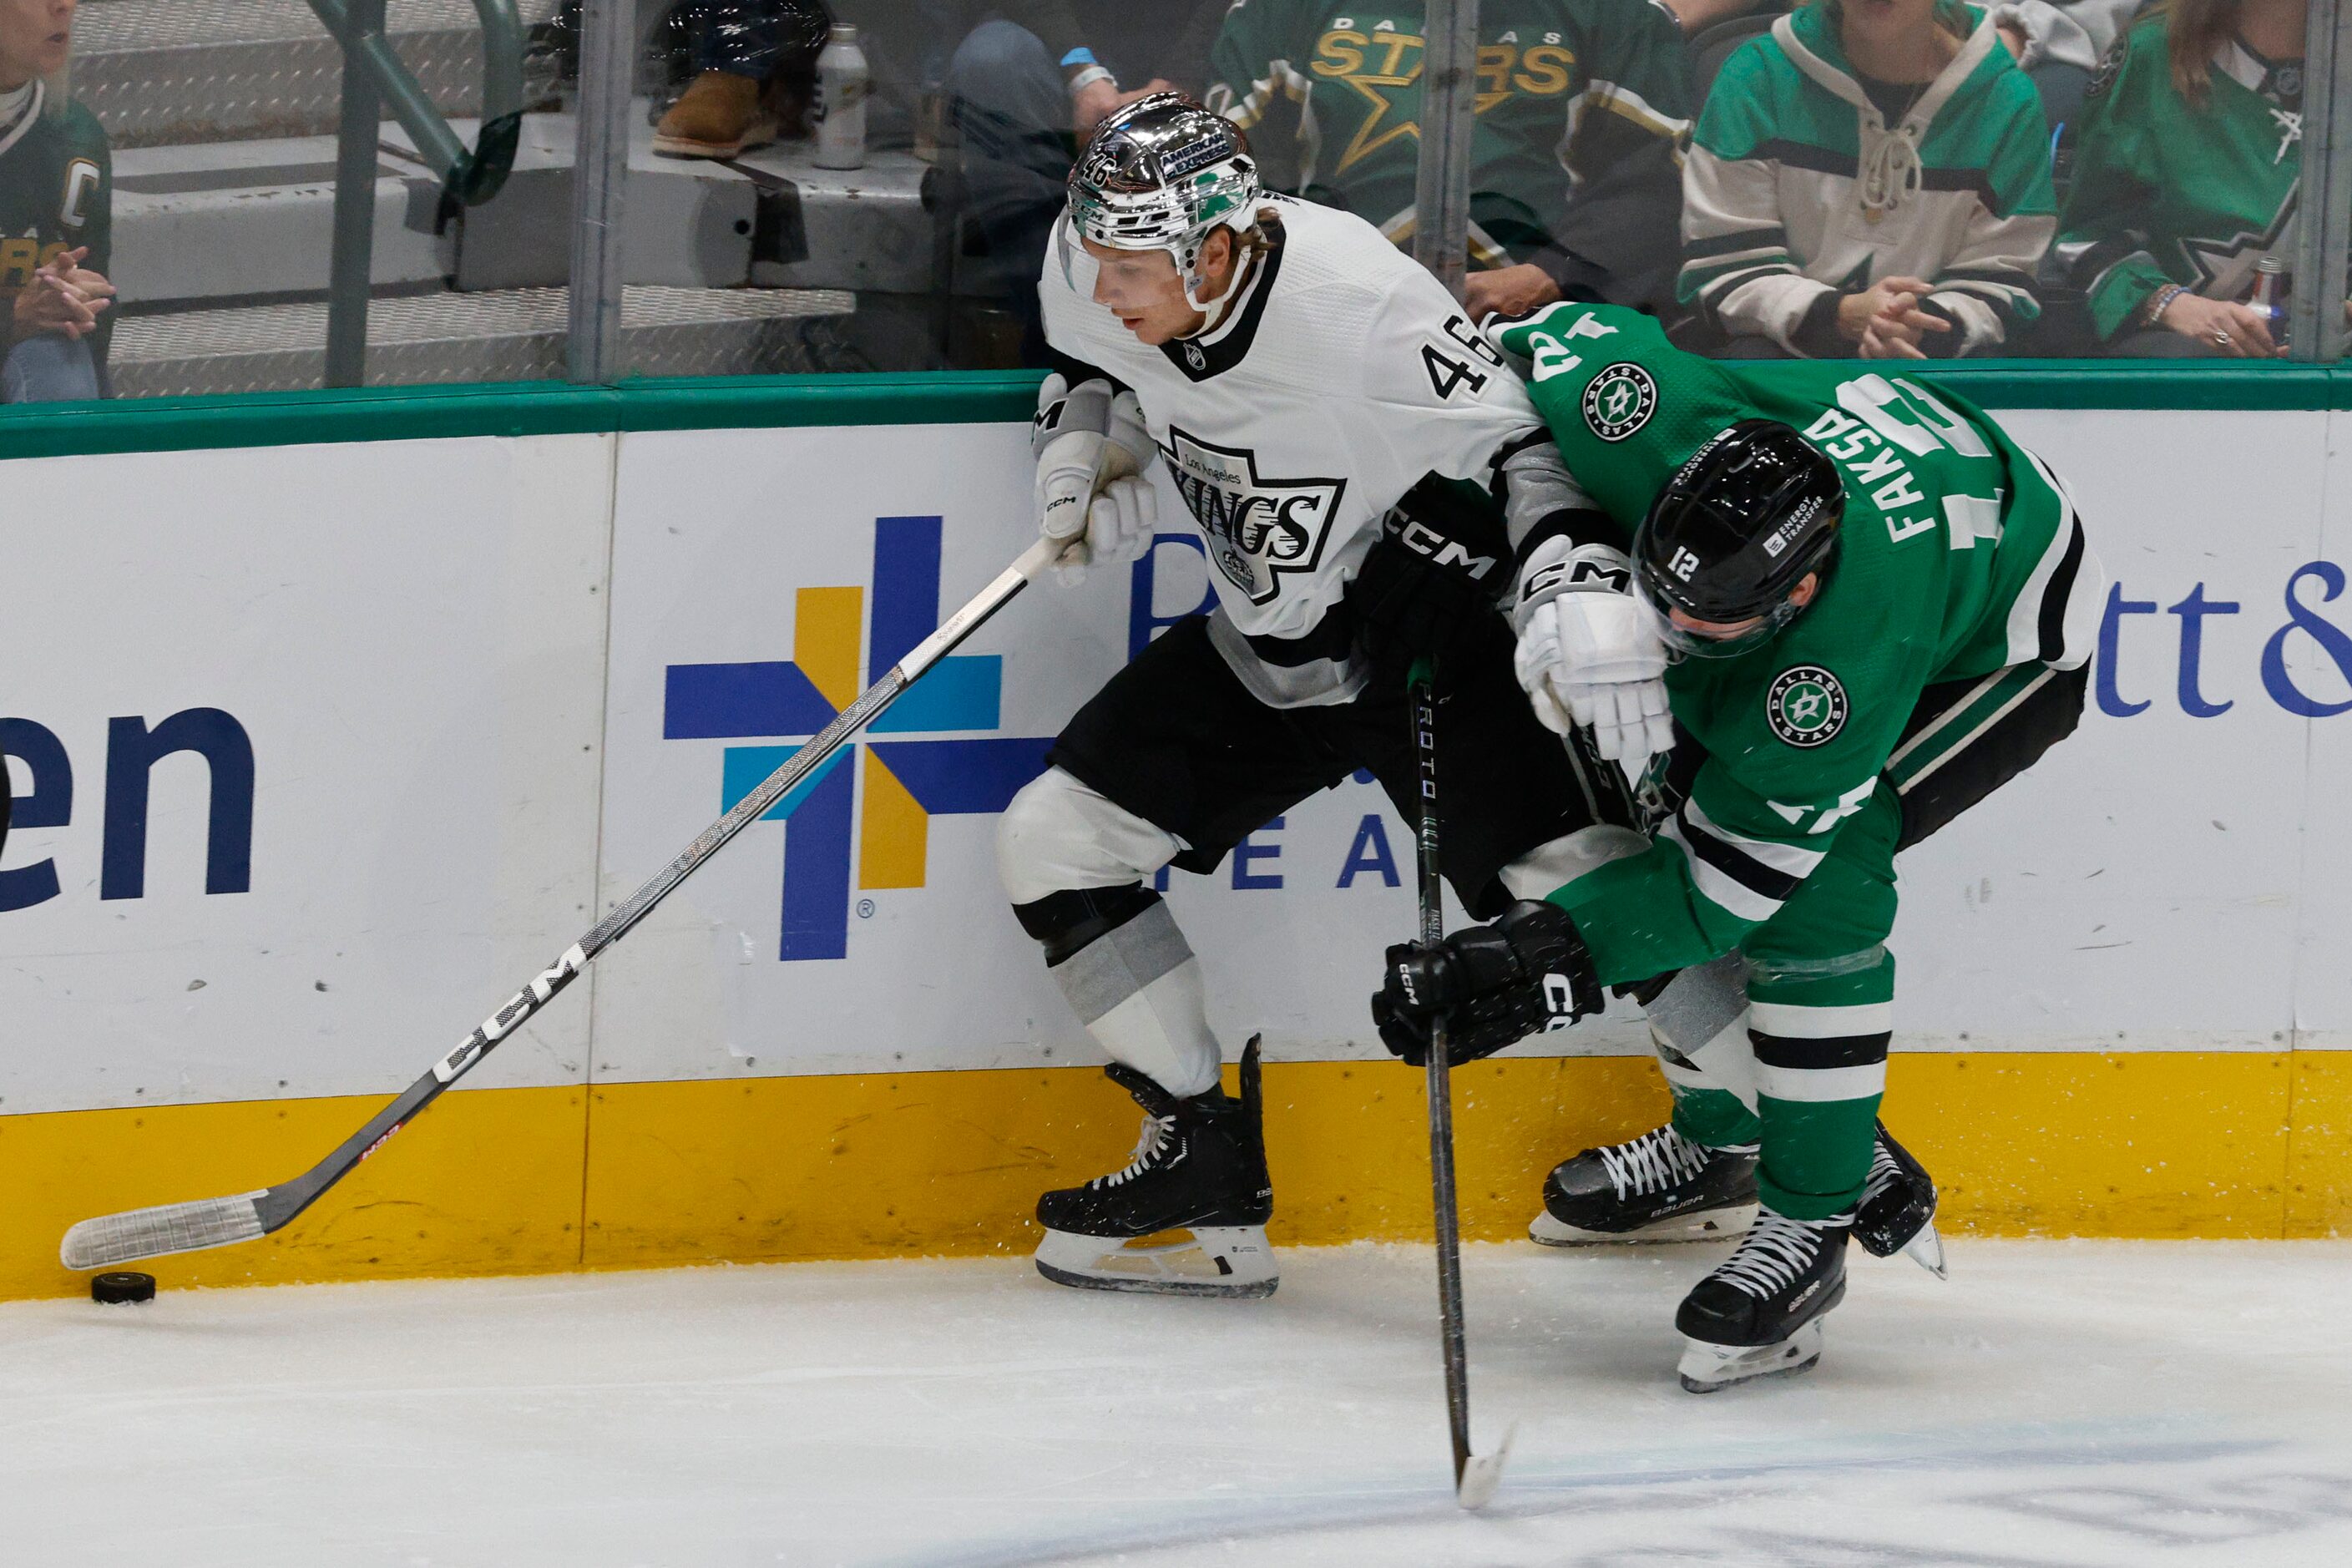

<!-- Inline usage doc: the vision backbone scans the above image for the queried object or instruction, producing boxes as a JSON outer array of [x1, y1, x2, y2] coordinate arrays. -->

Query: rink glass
[[0, 0, 2344, 410]]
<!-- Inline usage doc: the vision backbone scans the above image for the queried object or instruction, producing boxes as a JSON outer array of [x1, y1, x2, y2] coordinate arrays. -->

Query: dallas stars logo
[[1767, 665, 1848, 749], [1581, 363, 1658, 443], [1311, 23, 1522, 176]]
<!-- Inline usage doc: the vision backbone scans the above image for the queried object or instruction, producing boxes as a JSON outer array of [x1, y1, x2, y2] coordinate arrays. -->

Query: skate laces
[[1094, 1112, 1176, 1189], [1863, 1137, 1900, 1206], [1712, 1211, 1838, 1299], [1598, 1125, 1711, 1200]]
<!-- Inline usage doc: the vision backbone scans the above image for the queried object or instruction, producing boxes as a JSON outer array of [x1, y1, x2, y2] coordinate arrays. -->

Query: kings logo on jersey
[[1162, 427, 1345, 605]]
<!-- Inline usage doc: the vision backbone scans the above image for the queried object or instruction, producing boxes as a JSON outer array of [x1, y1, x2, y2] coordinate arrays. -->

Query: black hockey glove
[[1349, 475, 1509, 665], [1372, 900, 1601, 1067]]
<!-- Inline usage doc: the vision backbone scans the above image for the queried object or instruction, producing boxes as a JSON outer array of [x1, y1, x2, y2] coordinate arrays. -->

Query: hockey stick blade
[[62, 1191, 268, 1270], [58, 536, 1067, 1273], [1454, 1422, 1516, 1510]]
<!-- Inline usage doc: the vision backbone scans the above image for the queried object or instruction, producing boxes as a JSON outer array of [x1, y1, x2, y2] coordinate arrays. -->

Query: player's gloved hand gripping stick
[[1400, 655, 1514, 1510], [61, 531, 1080, 1272], [1031, 372, 1156, 580]]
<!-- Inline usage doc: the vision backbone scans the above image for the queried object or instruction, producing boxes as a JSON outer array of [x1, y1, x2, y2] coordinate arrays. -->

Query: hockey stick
[[1405, 655, 1512, 1510], [61, 534, 1070, 1272]]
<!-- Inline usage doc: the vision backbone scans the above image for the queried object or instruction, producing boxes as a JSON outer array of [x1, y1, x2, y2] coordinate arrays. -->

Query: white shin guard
[[1645, 953, 1761, 1116], [998, 766, 1222, 1099], [1050, 903, 1222, 1100]]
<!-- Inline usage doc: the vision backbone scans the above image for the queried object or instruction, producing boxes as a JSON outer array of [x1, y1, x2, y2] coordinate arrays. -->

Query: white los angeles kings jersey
[[1039, 195, 1547, 707]]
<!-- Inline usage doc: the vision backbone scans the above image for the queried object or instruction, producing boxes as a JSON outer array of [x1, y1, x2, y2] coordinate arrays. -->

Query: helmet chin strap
[[1176, 225, 1258, 331]]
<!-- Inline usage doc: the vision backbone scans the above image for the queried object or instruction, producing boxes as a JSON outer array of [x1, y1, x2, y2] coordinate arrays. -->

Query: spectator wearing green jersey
[[2055, 0, 2305, 357], [0, 0, 109, 403], [1680, 0, 2055, 359], [1204, 1, 1694, 321]]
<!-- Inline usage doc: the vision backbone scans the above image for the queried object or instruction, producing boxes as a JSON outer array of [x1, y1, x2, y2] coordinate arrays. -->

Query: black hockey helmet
[[1633, 418, 1844, 660]]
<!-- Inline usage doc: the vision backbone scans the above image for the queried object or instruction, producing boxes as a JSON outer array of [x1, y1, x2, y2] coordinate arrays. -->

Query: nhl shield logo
[[1767, 665, 1847, 747], [1582, 363, 1658, 442]]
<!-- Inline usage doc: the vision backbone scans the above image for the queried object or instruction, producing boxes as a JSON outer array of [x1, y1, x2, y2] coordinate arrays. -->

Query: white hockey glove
[[1510, 536, 1675, 765], [1031, 373, 1156, 579]]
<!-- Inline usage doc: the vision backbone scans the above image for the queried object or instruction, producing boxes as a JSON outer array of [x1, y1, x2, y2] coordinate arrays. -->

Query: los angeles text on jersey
[[1163, 427, 1348, 605]]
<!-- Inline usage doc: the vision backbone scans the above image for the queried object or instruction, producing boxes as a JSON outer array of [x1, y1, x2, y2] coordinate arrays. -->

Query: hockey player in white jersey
[[1000, 93, 1646, 1297]]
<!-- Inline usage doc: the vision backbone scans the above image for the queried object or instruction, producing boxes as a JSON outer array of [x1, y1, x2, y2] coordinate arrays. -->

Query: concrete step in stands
[[73, 0, 563, 148]]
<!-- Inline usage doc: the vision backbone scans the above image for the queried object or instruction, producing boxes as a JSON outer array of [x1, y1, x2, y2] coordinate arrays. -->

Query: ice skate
[[1675, 1206, 1849, 1392], [1033, 1039, 1276, 1298], [1530, 1122, 1759, 1246], [1854, 1120, 1946, 1277]]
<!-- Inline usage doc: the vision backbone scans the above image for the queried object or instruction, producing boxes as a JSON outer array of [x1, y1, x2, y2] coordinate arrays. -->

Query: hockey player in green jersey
[[1204, 0, 1692, 317], [1373, 300, 2106, 1389], [2056, 0, 2307, 355], [0, 0, 113, 401]]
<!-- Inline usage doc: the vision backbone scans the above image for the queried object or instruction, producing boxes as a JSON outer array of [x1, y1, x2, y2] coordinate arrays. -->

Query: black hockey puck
[[90, 1271, 156, 1304]]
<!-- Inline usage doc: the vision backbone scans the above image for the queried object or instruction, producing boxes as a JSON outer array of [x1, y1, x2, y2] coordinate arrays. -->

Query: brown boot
[[652, 70, 777, 158]]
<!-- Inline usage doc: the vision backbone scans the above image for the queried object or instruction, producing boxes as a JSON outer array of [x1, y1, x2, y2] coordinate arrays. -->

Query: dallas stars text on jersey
[[1204, 0, 1689, 281]]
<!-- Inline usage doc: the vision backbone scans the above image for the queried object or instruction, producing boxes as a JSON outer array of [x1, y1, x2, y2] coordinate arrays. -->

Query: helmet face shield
[[1053, 210, 1100, 295], [1640, 569, 1808, 660]]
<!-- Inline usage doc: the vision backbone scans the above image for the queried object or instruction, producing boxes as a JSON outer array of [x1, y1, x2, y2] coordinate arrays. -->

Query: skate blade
[[1901, 1217, 1949, 1279], [1529, 1202, 1758, 1247], [1455, 1422, 1517, 1510], [1677, 1318, 1825, 1393], [1033, 1225, 1277, 1299]]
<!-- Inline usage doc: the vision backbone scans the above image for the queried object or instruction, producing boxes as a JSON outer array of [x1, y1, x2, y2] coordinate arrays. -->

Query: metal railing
[[315, 0, 528, 387]]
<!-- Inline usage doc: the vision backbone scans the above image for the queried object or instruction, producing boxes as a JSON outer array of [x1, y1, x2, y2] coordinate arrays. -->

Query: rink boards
[[0, 372, 2348, 1297]]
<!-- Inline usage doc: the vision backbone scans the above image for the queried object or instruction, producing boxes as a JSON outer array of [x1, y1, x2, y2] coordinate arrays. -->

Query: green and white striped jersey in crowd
[[1680, 3, 2053, 357], [2056, 17, 2304, 341], [1486, 301, 2102, 984], [1203, 0, 1691, 283]]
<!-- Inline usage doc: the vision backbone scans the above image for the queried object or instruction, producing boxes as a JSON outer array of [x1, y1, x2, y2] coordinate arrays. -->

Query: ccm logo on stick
[[440, 943, 589, 1079]]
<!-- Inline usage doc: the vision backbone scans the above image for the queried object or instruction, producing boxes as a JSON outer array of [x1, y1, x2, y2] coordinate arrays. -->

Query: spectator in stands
[[1206, 2, 1694, 320], [0, 0, 109, 402], [943, 4, 1226, 344], [2054, 0, 2304, 357], [652, 1, 833, 159], [1680, 0, 2053, 358]]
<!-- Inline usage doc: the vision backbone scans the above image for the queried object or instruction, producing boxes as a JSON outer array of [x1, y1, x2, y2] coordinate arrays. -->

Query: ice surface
[[4, 1240, 2350, 1566]]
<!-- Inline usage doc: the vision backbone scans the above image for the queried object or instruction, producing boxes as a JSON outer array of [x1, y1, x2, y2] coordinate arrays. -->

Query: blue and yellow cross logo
[[661, 515, 1053, 960]]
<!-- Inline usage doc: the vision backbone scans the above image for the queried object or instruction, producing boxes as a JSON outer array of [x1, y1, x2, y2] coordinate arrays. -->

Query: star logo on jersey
[[1162, 427, 1346, 606], [1315, 28, 1517, 177], [2180, 190, 2296, 304], [1767, 665, 1848, 748], [1581, 363, 1658, 442]]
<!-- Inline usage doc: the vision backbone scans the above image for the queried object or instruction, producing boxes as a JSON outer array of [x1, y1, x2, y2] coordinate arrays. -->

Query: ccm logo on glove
[[1370, 900, 1601, 1067]]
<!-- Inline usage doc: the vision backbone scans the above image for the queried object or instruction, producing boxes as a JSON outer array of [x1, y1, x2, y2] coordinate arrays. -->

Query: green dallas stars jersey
[[1488, 301, 2102, 984], [0, 82, 113, 367], [2056, 18, 2304, 341], [1203, 1, 1692, 302]]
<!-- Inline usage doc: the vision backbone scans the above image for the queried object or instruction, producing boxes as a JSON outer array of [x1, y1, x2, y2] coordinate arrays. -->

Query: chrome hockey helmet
[[1058, 91, 1261, 314]]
